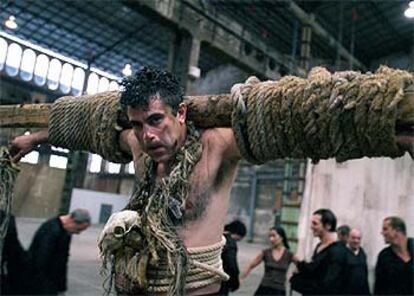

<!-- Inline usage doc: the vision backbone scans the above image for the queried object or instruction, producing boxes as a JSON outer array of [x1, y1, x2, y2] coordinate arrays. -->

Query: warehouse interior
[[0, 1, 413, 295]]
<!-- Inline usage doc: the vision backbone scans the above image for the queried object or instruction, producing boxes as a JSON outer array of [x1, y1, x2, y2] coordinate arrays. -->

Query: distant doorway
[[99, 204, 113, 224]]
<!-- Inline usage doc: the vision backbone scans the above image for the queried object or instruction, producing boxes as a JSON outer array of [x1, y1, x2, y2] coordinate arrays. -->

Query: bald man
[[343, 228, 370, 295]]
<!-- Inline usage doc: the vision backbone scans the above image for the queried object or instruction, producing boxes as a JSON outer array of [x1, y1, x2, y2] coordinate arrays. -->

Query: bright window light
[[21, 151, 39, 164], [5, 43, 22, 76], [109, 81, 119, 91], [0, 38, 7, 71], [60, 63, 74, 94], [98, 77, 109, 93], [405, 1, 414, 18], [89, 154, 102, 173], [49, 155, 67, 169], [47, 59, 62, 90], [20, 49, 36, 81], [107, 162, 121, 174], [86, 73, 99, 94], [51, 146, 69, 153], [34, 54, 49, 86], [127, 162, 135, 174]]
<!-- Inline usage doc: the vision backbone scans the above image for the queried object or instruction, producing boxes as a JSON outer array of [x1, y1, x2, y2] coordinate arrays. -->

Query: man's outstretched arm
[[10, 129, 49, 162], [9, 127, 140, 164]]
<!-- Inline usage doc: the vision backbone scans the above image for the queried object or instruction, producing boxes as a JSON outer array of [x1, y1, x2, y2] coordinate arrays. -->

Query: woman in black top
[[240, 226, 295, 295]]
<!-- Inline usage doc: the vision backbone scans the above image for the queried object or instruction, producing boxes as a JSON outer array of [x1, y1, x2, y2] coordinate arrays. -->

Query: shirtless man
[[10, 67, 242, 295]]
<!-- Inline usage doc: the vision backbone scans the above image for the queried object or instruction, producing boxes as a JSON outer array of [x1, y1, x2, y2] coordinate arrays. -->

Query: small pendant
[[168, 198, 183, 221]]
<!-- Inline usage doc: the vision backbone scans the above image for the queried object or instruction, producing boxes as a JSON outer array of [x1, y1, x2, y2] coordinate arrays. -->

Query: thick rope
[[48, 91, 132, 163], [0, 147, 20, 270], [144, 237, 229, 293], [232, 66, 412, 163]]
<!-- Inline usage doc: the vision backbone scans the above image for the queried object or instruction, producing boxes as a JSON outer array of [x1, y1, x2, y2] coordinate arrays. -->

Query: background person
[[240, 226, 295, 296], [219, 220, 247, 295], [290, 209, 347, 295], [343, 228, 370, 295], [28, 209, 91, 295], [374, 216, 413, 295]]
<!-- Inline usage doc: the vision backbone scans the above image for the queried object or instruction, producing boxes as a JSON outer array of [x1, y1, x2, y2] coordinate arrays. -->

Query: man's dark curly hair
[[120, 66, 184, 113]]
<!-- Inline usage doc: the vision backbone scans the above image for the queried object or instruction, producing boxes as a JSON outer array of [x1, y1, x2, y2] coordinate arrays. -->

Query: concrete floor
[[15, 218, 271, 296]]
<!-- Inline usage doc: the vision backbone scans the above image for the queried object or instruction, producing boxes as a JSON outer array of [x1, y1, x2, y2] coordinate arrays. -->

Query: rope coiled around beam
[[48, 91, 131, 163], [232, 66, 412, 163]]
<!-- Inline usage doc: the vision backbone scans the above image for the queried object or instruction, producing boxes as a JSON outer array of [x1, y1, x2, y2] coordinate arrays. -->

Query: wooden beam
[[0, 91, 412, 130], [0, 103, 51, 128]]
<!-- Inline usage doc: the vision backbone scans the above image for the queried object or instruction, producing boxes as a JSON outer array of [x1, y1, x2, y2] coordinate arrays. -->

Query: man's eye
[[149, 116, 162, 125]]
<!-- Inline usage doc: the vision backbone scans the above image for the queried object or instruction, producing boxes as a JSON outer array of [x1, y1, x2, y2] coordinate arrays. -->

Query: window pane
[[59, 63, 74, 94], [0, 38, 8, 71], [98, 77, 109, 93], [89, 154, 102, 173], [86, 73, 99, 94], [51, 146, 69, 154], [49, 155, 67, 169], [109, 81, 119, 91], [107, 162, 121, 174], [21, 151, 39, 164], [47, 59, 62, 90], [127, 162, 135, 174], [71, 67, 85, 96], [5, 43, 22, 76], [20, 49, 36, 81], [34, 54, 49, 86]]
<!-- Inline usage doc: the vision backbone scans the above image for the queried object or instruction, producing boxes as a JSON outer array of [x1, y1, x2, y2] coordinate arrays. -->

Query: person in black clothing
[[28, 208, 91, 295], [343, 228, 370, 295], [374, 216, 413, 295], [1, 212, 30, 295], [218, 220, 246, 295], [337, 224, 350, 245], [290, 208, 348, 295]]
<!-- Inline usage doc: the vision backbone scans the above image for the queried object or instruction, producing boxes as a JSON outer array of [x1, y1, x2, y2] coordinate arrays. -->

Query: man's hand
[[9, 130, 49, 162]]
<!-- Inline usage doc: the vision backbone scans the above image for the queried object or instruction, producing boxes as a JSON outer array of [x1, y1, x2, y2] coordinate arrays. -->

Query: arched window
[[5, 43, 22, 76], [98, 77, 109, 93], [34, 54, 49, 86], [59, 63, 74, 94], [109, 81, 119, 91], [0, 38, 8, 71], [86, 72, 99, 94], [71, 67, 85, 96], [20, 49, 36, 81], [47, 59, 62, 90]]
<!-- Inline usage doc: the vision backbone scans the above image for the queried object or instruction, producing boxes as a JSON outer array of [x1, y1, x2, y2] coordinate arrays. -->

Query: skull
[[98, 210, 141, 255]]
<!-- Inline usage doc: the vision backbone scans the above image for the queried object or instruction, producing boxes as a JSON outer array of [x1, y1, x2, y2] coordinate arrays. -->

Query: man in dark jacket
[[1, 212, 30, 295], [291, 209, 348, 296], [374, 216, 413, 295], [29, 209, 91, 295], [344, 228, 370, 295], [219, 220, 247, 295]]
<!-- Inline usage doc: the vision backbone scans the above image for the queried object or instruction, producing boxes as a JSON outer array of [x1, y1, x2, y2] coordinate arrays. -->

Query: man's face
[[311, 214, 328, 238], [66, 221, 90, 234], [381, 220, 397, 244], [127, 98, 186, 163], [348, 229, 362, 251]]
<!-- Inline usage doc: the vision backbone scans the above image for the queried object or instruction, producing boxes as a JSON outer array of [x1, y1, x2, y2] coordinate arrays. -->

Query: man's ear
[[177, 103, 187, 124]]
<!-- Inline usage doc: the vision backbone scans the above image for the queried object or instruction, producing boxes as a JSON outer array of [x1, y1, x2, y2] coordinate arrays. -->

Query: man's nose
[[143, 126, 156, 141]]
